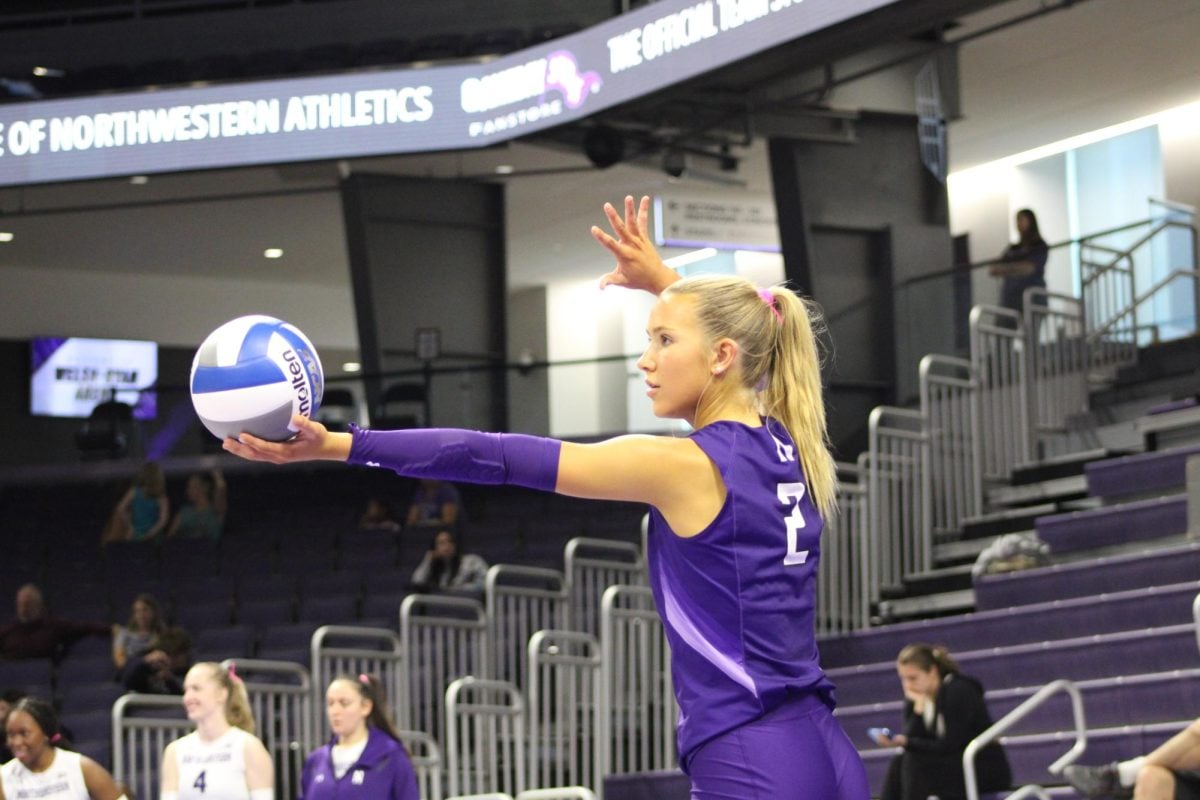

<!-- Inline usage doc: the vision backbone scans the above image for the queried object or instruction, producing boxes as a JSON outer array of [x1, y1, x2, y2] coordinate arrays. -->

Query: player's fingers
[[603, 202, 629, 239], [637, 196, 650, 236], [590, 226, 624, 255], [598, 270, 629, 290]]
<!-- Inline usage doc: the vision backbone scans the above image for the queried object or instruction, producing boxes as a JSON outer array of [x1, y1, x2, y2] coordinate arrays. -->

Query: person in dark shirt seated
[[121, 626, 192, 695], [0, 584, 113, 661]]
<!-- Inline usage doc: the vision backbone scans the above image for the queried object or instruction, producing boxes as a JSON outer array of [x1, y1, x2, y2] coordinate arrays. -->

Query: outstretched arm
[[591, 195, 680, 295], [224, 416, 722, 534]]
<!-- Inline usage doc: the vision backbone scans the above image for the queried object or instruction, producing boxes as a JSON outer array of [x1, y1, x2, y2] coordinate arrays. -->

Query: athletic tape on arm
[[347, 425, 561, 492]]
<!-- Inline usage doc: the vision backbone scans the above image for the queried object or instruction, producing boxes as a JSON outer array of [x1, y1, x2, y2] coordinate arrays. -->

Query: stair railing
[[969, 305, 1031, 481], [919, 354, 982, 536], [1023, 289, 1089, 451], [964, 679, 1087, 800], [816, 462, 871, 636], [867, 406, 930, 595]]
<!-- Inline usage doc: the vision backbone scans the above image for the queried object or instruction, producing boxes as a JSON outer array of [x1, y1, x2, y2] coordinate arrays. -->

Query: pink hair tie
[[358, 673, 370, 685], [758, 288, 783, 324], [227, 662, 242, 684], [49, 733, 62, 744]]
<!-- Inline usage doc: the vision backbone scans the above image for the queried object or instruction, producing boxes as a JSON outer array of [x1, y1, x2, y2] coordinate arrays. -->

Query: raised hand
[[222, 414, 352, 464], [591, 195, 679, 295]]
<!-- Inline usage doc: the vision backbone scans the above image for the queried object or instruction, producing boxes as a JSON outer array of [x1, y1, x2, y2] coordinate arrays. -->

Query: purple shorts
[[686, 692, 869, 800]]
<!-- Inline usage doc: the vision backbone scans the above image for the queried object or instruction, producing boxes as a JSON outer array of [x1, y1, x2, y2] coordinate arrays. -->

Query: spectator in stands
[[160, 662, 273, 799], [358, 496, 401, 532], [1063, 718, 1200, 799], [101, 460, 169, 545], [990, 208, 1049, 320], [222, 195, 871, 797], [167, 469, 227, 540], [409, 530, 487, 595], [0, 584, 113, 661], [0, 696, 126, 799], [404, 479, 461, 529], [298, 674, 417, 799], [111, 593, 165, 674], [875, 643, 1011, 800], [120, 626, 192, 695]]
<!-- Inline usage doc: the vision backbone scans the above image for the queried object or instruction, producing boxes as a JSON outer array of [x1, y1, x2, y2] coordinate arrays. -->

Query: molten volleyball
[[190, 315, 324, 442]]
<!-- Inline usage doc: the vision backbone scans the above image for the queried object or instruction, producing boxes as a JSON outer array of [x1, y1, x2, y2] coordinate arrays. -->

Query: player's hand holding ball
[[223, 413, 351, 464]]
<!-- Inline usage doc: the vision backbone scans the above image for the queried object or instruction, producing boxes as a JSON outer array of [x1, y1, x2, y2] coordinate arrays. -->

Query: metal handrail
[[1192, 591, 1200, 656], [964, 679, 1087, 800], [1080, 220, 1197, 288], [1088, 269, 1200, 340]]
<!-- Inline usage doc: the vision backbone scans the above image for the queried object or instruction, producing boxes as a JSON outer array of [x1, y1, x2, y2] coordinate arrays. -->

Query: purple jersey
[[647, 418, 835, 768]]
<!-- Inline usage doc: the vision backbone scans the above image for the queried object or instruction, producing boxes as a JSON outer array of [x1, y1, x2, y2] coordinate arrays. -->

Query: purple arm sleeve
[[346, 425, 562, 493]]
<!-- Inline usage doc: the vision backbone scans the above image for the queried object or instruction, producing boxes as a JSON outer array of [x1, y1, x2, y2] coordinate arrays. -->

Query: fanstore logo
[[282, 349, 311, 416], [461, 50, 602, 138]]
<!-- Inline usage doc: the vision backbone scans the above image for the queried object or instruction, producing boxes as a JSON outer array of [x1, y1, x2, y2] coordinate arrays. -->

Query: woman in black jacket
[[876, 643, 1012, 800]]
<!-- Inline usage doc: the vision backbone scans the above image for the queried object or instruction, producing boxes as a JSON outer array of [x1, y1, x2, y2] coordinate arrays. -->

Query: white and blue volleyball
[[190, 315, 324, 442]]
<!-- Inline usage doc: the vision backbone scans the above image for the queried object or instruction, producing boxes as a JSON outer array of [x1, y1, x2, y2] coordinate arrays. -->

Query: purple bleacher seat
[[171, 575, 236, 605], [258, 622, 317, 664], [59, 709, 113, 747], [362, 569, 409, 596], [276, 545, 336, 575], [975, 542, 1200, 610], [237, 597, 294, 628], [838, 668, 1200, 753], [1035, 495, 1188, 553], [192, 625, 254, 661], [830, 624, 1198, 708], [1085, 444, 1200, 499], [0, 659, 53, 696], [296, 594, 358, 624], [604, 770, 690, 800], [160, 537, 221, 578], [220, 543, 274, 577], [1147, 397, 1198, 415], [172, 599, 233, 632], [72, 739, 112, 771], [59, 681, 125, 714], [361, 593, 404, 622], [236, 573, 296, 602], [56, 654, 115, 687], [44, 583, 108, 618], [104, 541, 160, 578], [339, 534, 399, 571], [301, 571, 362, 599], [819, 580, 1200, 669], [62, 633, 114, 662]]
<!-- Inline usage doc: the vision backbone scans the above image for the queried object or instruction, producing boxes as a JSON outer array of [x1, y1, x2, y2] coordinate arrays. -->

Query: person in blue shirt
[[299, 674, 417, 800]]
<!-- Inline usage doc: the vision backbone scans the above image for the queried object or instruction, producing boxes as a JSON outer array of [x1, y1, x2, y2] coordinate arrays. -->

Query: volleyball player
[[224, 195, 869, 799], [160, 662, 273, 800], [0, 697, 126, 800]]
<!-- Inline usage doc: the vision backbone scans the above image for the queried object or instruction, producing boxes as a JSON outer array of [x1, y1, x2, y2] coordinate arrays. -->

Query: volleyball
[[190, 315, 324, 442]]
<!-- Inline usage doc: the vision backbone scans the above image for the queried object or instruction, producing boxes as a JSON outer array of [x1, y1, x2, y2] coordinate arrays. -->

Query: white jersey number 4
[[777, 482, 809, 565]]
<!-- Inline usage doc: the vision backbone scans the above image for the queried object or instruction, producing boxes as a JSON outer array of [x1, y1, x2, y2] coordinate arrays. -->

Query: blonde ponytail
[[198, 662, 257, 735], [661, 275, 838, 517], [762, 289, 838, 518]]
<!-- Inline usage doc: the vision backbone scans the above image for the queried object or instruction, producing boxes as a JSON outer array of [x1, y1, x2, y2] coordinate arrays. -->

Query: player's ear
[[711, 339, 738, 376]]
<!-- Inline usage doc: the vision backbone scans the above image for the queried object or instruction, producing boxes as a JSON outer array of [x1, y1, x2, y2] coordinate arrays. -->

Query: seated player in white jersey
[[0, 697, 127, 800], [160, 662, 274, 800]]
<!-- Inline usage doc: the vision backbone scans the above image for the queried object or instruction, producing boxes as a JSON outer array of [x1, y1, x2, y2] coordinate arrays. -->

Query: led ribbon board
[[0, 0, 897, 186]]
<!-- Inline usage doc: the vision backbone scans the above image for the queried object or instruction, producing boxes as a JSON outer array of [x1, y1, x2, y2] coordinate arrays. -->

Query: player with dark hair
[[0, 697, 126, 800], [299, 674, 417, 799]]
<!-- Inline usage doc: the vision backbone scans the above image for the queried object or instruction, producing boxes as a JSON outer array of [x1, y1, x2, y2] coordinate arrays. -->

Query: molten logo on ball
[[190, 315, 324, 442]]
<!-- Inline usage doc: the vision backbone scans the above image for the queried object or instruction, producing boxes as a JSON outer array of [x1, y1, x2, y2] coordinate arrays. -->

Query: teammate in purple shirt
[[225, 195, 868, 799]]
